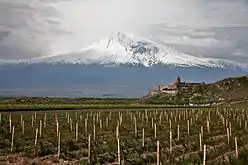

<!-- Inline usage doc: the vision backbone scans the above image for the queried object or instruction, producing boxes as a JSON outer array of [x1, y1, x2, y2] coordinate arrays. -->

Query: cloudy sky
[[0, 0, 248, 64]]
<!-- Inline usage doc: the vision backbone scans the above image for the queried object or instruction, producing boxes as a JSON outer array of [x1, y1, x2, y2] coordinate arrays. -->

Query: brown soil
[[0, 154, 72, 165]]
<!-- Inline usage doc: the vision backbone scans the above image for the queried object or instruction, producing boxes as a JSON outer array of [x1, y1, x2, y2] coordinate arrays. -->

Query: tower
[[172, 76, 181, 89], [175, 76, 181, 85]]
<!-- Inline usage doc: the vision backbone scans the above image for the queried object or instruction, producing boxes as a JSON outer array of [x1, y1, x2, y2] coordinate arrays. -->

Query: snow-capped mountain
[[21, 32, 247, 70], [0, 32, 248, 98]]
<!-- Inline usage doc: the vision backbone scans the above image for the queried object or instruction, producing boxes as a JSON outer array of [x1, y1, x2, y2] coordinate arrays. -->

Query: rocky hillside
[[143, 75, 248, 105]]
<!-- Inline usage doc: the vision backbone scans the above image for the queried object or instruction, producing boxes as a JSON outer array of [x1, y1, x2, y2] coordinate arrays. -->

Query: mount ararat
[[0, 32, 247, 97]]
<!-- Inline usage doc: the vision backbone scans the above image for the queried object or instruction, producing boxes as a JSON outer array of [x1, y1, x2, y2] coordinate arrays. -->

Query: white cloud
[[233, 49, 245, 56], [48, 0, 248, 55], [0, 0, 248, 62], [0, 0, 66, 59], [160, 36, 223, 47]]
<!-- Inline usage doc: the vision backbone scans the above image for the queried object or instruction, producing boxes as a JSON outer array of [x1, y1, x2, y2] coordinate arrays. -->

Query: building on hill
[[157, 77, 205, 94], [147, 76, 205, 96]]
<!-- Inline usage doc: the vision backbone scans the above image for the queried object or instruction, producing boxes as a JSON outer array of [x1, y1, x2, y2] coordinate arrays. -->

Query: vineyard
[[0, 108, 248, 164]]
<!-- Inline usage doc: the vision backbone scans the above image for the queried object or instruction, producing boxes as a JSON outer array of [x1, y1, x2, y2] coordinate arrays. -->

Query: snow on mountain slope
[[2, 32, 248, 70]]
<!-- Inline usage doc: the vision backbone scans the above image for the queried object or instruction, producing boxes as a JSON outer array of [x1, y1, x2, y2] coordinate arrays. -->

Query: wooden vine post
[[146, 113, 148, 124], [39, 120, 42, 137], [32, 115, 34, 127], [208, 111, 211, 121], [142, 128, 145, 147], [96, 113, 99, 123], [117, 138, 121, 165], [93, 124, 96, 141], [227, 127, 230, 144], [22, 121, 25, 135], [170, 131, 172, 154], [239, 117, 242, 128], [245, 120, 247, 131], [154, 123, 157, 139], [58, 132, 61, 158], [9, 114, 12, 133], [207, 120, 210, 134], [141, 113, 144, 122], [187, 120, 190, 135], [56, 122, 59, 137], [157, 140, 160, 165], [235, 137, 238, 157], [85, 118, 88, 135], [55, 113, 58, 124], [229, 122, 232, 136], [70, 118, 73, 132], [106, 117, 108, 127], [35, 128, 38, 147], [134, 117, 137, 137], [76, 123, 78, 141], [67, 113, 70, 123], [119, 113, 122, 126], [109, 111, 112, 121], [177, 125, 180, 141], [116, 125, 119, 140], [88, 134, 91, 164], [100, 119, 102, 129], [34, 128, 38, 154], [11, 125, 15, 152], [44, 113, 47, 127], [203, 145, 206, 165], [21, 114, 23, 125], [199, 133, 202, 151], [130, 112, 133, 122]]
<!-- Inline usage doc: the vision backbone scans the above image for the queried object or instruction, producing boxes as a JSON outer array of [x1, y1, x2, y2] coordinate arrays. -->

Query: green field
[[0, 108, 248, 164], [0, 97, 214, 111], [0, 103, 214, 111]]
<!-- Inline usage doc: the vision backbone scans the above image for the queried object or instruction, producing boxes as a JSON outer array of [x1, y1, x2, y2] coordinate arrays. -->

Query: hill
[[142, 75, 248, 106]]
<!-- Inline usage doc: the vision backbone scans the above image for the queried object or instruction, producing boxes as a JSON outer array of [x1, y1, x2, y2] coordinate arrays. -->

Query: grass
[[0, 103, 213, 111], [0, 97, 215, 111]]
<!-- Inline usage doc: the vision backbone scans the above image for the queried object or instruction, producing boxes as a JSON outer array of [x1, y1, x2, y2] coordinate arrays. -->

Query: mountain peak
[[1, 32, 247, 71], [97, 31, 167, 66]]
